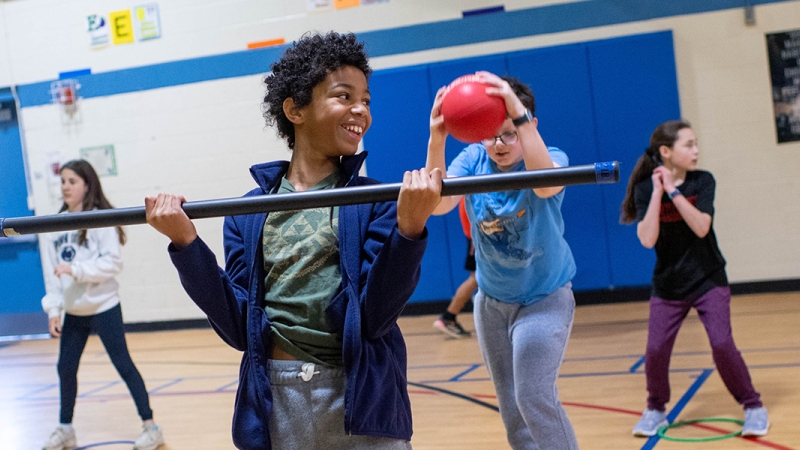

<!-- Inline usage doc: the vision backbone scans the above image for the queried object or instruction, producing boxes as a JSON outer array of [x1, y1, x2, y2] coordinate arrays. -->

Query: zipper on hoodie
[[340, 169, 357, 436]]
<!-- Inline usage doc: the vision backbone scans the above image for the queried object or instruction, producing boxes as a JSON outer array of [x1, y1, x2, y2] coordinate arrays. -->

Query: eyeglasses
[[482, 131, 518, 147]]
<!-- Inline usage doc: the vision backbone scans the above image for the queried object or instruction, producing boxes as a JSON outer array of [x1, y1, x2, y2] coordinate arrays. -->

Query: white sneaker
[[742, 407, 770, 437], [42, 426, 77, 450], [632, 409, 668, 437], [133, 423, 164, 450]]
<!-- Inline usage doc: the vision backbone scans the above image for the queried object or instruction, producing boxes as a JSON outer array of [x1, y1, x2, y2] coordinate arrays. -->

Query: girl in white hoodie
[[41, 160, 164, 450]]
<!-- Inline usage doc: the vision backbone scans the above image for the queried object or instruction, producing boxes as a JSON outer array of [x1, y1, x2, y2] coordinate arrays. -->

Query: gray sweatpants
[[474, 285, 579, 450], [267, 359, 412, 450]]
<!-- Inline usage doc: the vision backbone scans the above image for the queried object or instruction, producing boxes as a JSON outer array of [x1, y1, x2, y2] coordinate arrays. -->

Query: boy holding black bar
[[145, 32, 441, 449]]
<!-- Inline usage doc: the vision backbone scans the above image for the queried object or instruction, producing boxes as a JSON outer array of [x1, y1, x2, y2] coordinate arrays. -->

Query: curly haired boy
[[146, 32, 442, 449]]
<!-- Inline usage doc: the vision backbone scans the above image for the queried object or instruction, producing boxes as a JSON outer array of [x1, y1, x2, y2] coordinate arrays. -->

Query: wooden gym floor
[[1, 292, 798, 449]]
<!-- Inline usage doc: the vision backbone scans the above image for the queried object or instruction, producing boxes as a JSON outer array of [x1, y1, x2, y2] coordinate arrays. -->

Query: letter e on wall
[[110, 10, 135, 45]]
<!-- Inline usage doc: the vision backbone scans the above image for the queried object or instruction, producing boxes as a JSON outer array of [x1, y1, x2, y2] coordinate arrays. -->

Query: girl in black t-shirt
[[620, 120, 768, 438]]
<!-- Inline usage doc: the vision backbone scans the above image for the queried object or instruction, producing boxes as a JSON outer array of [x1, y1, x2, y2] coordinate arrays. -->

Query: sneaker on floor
[[133, 423, 164, 450], [433, 318, 471, 339], [632, 409, 668, 437], [742, 407, 770, 437], [42, 425, 77, 450]]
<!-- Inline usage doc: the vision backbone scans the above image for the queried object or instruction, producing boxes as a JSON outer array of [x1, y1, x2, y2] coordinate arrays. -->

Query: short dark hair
[[262, 32, 372, 149], [501, 76, 536, 116]]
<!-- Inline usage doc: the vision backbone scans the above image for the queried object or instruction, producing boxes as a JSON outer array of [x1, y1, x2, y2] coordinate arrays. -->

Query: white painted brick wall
[[3, 0, 799, 322]]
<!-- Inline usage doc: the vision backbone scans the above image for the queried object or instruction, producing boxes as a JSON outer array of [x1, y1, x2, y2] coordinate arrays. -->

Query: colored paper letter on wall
[[334, 0, 359, 9], [110, 10, 135, 45]]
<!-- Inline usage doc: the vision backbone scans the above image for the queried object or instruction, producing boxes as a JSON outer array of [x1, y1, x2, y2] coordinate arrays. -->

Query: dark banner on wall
[[767, 30, 800, 143]]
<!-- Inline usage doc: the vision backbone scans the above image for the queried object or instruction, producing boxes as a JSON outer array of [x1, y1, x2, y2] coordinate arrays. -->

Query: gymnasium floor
[[1, 292, 798, 449]]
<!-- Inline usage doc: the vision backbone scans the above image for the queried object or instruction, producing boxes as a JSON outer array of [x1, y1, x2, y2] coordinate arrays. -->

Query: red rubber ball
[[441, 76, 507, 143]]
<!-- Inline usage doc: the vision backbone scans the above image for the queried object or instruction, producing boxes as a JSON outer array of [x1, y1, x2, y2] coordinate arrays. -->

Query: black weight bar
[[1, 161, 618, 237]]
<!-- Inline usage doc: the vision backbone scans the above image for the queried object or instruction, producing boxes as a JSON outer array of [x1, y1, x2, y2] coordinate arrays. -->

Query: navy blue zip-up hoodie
[[168, 152, 427, 449]]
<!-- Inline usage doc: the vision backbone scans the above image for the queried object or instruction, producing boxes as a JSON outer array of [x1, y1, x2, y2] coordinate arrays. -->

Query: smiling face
[[661, 127, 699, 172], [484, 118, 524, 171], [60, 168, 88, 212], [300, 65, 371, 158]]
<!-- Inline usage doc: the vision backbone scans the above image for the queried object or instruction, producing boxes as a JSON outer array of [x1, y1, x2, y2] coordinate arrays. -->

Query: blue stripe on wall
[[14, 0, 794, 107], [59, 68, 92, 79], [17, 46, 287, 107], [361, 0, 790, 57], [0, 87, 14, 102], [462, 6, 505, 17]]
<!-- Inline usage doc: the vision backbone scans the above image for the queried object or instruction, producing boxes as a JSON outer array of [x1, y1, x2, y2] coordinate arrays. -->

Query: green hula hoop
[[657, 417, 745, 442]]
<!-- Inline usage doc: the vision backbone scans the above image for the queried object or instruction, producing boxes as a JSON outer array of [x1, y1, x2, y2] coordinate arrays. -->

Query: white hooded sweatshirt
[[41, 224, 123, 318]]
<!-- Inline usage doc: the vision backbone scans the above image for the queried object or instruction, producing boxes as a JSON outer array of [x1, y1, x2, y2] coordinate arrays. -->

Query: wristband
[[511, 109, 533, 127], [667, 189, 682, 200]]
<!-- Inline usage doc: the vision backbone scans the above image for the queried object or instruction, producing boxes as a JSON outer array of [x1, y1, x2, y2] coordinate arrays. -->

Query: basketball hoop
[[50, 79, 81, 122]]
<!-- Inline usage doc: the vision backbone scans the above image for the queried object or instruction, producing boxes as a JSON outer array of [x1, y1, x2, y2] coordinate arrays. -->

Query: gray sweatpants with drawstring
[[474, 284, 579, 450], [267, 359, 412, 450]]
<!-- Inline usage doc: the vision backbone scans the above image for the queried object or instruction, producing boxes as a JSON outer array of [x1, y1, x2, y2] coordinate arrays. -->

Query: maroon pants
[[645, 286, 762, 411]]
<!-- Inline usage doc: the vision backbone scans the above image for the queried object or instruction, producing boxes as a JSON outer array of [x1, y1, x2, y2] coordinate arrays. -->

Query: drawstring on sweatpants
[[297, 363, 320, 382]]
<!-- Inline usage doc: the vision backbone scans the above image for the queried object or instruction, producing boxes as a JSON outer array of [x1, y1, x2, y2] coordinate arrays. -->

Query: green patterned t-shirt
[[262, 169, 344, 366]]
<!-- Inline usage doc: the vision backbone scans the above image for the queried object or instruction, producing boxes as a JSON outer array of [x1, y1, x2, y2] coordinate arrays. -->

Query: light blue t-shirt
[[447, 144, 576, 305]]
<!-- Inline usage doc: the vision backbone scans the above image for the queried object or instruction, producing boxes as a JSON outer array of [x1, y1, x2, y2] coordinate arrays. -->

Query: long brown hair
[[619, 119, 692, 224], [59, 159, 126, 246]]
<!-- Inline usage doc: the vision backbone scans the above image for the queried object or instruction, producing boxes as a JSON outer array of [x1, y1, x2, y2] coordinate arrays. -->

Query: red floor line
[[737, 437, 796, 450], [472, 393, 497, 399], [408, 389, 437, 395], [29, 389, 797, 449], [561, 401, 794, 450]]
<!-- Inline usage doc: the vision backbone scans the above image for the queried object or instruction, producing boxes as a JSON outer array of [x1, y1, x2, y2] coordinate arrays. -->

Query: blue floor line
[[449, 364, 482, 382], [78, 380, 121, 398], [561, 370, 636, 378], [75, 440, 135, 449], [147, 377, 183, 394], [630, 356, 646, 373], [640, 368, 714, 450], [564, 353, 652, 362], [408, 345, 800, 370], [16, 382, 58, 400], [216, 379, 239, 392]]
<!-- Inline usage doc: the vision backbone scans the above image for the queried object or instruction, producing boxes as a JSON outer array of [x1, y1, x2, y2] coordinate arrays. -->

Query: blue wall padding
[[0, 98, 46, 315], [587, 31, 680, 287], [0, 105, 30, 218], [365, 31, 680, 302], [507, 43, 612, 291], [0, 242, 46, 314], [426, 55, 511, 294], [2, 30, 681, 313], [365, 65, 458, 301]]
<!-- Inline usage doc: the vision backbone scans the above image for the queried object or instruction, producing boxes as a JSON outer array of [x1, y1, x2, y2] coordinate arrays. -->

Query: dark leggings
[[58, 303, 153, 424]]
